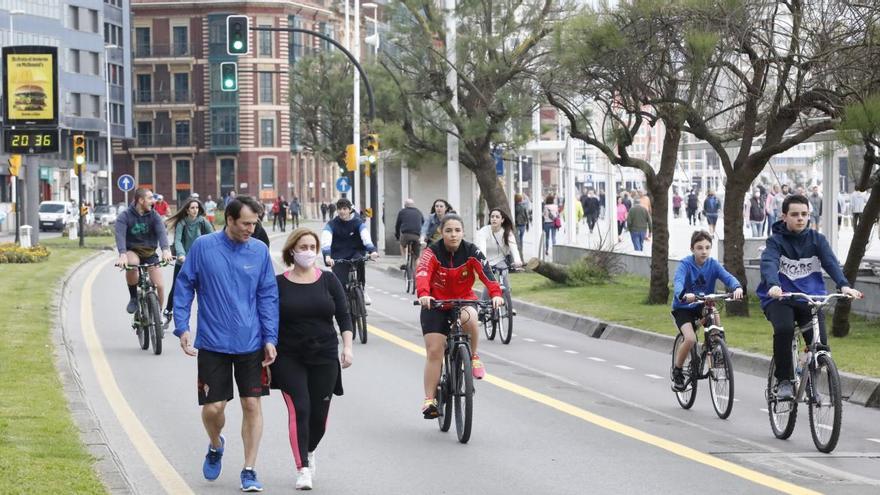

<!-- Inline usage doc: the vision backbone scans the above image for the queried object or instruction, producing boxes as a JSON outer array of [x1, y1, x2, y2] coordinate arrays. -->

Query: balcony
[[135, 90, 197, 107], [130, 132, 196, 152], [134, 43, 195, 61], [211, 132, 239, 152], [210, 90, 238, 106]]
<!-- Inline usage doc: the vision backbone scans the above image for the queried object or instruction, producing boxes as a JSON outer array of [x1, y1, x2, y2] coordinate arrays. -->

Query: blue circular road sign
[[117, 174, 135, 192], [336, 176, 351, 193]]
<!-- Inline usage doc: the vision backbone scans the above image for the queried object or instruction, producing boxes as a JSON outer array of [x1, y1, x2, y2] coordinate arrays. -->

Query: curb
[[55, 249, 135, 494], [371, 262, 880, 408]]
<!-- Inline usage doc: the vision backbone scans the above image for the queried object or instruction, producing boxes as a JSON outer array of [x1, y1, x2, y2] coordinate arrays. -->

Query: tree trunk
[[470, 152, 512, 218], [526, 257, 569, 284], [723, 173, 751, 316], [644, 126, 680, 304], [832, 184, 880, 337]]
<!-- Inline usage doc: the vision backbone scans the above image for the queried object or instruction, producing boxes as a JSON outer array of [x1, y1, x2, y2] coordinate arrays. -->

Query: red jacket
[[416, 239, 502, 300]]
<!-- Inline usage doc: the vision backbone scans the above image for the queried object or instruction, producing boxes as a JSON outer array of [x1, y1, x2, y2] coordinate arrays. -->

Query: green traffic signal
[[226, 15, 249, 55], [220, 62, 238, 92]]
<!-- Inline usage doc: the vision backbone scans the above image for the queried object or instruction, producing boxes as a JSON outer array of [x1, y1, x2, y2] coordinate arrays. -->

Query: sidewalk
[[367, 253, 880, 408]]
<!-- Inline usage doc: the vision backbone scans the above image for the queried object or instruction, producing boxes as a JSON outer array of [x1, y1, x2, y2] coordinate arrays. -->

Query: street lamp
[[104, 44, 119, 206]]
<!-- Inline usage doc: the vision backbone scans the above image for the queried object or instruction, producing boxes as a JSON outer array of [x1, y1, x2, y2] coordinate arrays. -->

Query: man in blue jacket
[[173, 195, 279, 492], [757, 194, 862, 400], [671, 230, 743, 391]]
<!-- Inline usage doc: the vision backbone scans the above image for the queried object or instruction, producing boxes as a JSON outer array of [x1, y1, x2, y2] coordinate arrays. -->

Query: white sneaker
[[307, 451, 315, 479], [296, 467, 313, 490], [363, 292, 372, 306]]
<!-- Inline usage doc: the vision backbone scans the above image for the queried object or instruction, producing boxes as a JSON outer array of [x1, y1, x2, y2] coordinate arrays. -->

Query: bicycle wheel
[[437, 358, 453, 432], [137, 297, 150, 350], [354, 287, 368, 344], [808, 354, 842, 453], [146, 292, 163, 355], [453, 345, 474, 444], [671, 334, 698, 409], [404, 252, 414, 294], [498, 290, 514, 344], [767, 357, 798, 439], [482, 304, 496, 341], [708, 339, 734, 419]]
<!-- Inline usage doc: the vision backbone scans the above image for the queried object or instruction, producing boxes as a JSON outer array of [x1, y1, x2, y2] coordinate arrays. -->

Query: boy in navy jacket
[[756, 194, 862, 400], [671, 230, 743, 391]]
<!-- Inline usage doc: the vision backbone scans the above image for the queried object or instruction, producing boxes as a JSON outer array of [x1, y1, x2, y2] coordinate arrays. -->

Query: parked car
[[94, 204, 117, 225], [38, 201, 75, 231]]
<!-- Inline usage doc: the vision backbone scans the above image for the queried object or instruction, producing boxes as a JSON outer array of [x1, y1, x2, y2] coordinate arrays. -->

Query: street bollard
[[19, 225, 32, 248], [69, 221, 78, 240]]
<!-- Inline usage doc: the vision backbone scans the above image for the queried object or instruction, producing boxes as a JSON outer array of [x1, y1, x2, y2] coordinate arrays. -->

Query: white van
[[38, 201, 75, 231]]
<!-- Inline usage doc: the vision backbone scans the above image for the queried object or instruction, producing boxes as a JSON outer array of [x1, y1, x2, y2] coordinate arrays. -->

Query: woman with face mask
[[271, 228, 353, 490]]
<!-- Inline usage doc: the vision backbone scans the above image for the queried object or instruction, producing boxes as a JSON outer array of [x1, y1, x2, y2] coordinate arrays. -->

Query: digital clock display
[[3, 128, 59, 154]]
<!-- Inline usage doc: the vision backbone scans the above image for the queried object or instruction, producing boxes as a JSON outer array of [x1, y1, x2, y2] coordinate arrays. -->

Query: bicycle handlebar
[[695, 293, 735, 302], [412, 299, 495, 309], [121, 260, 173, 271], [331, 256, 373, 264], [782, 292, 852, 306]]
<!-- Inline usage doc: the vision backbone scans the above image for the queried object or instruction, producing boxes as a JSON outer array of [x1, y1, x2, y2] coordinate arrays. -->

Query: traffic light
[[365, 133, 379, 164], [7, 154, 21, 177], [226, 15, 250, 55], [220, 62, 238, 91], [73, 134, 86, 174], [345, 144, 357, 172]]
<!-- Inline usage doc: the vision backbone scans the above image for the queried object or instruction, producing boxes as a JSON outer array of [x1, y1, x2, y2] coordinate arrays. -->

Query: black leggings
[[276, 357, 339, 469], [165, 262, 182, 312], [617, 220, 625, 236], [586, 214, 598, 232], [764, 300, 826, 381], [686, 208, 697, 225]]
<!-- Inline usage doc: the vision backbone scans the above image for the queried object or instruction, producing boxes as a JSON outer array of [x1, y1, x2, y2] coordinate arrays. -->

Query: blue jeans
[[542, 222, 556, 252], [517, 224, 526, 247], [631, 231, 646, 251]]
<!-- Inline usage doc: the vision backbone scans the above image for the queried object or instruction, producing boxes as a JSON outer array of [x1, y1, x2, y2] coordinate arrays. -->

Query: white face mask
[[293, 250, 317, 268]]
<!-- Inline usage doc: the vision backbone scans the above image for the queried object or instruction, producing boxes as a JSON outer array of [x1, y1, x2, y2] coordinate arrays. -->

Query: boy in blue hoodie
[[757, 194, 862, 400], [671, 230, 743, 392]]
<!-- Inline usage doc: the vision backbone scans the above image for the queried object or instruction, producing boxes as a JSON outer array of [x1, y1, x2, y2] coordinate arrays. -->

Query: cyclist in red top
[[416, 213, 503, 418]]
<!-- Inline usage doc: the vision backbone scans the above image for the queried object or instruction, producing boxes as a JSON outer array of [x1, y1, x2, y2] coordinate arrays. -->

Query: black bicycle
[[402, 239, 420, 295], [415, 298, 493, 444], [333, 257, 371, 344], [671, 293, 736, 419], [123, 261, 171, 355], [480, 263, 515, 344], [766, 293, 850, 453]]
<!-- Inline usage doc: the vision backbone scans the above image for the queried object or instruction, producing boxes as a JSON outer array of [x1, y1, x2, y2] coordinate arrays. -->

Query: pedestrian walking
[[542, 194, 560, 256], [164, 196, 214, 321], [809, 186, 823, 231], [204, 195, 218, 225], [272, 228, 353, 490], [703, 190, 722, 236], [581, 189, 601, 234], [271, 197, 282, 232], [627, 198, 651, 252], [320, 202, 329, 222], [749, 190, 766, 237], [851, 190, 867, 230], [327, 202, 336, 219], [616, 196, 628, 239], [290, 197, 301, 229], [514, 194, 529, 259], [672, 191, 683, 219], [172, 195, 278, 492], [686, 190, 699, 226]]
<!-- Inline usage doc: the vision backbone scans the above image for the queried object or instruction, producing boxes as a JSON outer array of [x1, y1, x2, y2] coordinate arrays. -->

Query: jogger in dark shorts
[[173, 196, 279, 492]]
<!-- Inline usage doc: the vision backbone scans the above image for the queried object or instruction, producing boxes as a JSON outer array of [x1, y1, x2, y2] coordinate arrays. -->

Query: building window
[[69, 49, 80, 72], [220, 158, 236, 197], [211, 108, 238, 147], [90, 95, 101, 117], [175, 159, 192, 203], [259, 72, 273, 104], [260, 119, 275, 147], [88, 51, 99, 75], [68, 5, 79, 30], [173, 26, 189, 56], [88, 9, 99, 33], [110, 103, 123, 124], [135, 27, 151, 57], [175, 120, 191, 146], [70, 93, 81, 115], [173, 73, 189, 102], [258, 25, 273, 57], [261, 158, 275, 189], [137, 121, 153, 146], [137, 74, 152, 103], [137, 160, 154, 187]]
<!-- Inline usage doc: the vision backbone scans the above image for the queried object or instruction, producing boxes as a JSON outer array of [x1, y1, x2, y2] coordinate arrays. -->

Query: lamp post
[[8, 10, 24, 244]]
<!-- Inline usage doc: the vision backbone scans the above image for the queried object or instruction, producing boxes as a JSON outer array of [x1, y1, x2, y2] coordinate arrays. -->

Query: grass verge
[[508, 273, 880, 378], [0, 235, 113, 493]]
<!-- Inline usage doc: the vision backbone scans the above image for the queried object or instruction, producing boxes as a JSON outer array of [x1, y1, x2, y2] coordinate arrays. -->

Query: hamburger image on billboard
[[6, 54, 55, 121]]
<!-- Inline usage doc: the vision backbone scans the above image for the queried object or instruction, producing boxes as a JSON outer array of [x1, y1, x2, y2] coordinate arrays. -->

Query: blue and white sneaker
[[202, 435, 225, 481], [240, 467, 263, 492]]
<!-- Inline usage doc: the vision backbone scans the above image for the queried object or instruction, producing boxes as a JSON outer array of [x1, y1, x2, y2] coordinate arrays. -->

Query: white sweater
[[474, 225, 522, 267]]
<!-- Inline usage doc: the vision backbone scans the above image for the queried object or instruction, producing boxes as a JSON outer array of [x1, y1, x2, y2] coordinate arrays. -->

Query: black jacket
[[395, 206, 424, 238]]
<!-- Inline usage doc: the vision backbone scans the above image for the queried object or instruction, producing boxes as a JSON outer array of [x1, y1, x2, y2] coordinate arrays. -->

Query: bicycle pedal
[[512, 309, 517, 316]]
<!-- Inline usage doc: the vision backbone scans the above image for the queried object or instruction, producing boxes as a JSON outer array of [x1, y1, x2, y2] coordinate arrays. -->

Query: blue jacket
[[321, 216, 375, 260], [672, 255, 741, 310], [756, 221, 850, 309], [172, 231, 279, 353]]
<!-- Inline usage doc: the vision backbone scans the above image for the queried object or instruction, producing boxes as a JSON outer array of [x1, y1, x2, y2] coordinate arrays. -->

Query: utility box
[[19, 225, 32, 248]]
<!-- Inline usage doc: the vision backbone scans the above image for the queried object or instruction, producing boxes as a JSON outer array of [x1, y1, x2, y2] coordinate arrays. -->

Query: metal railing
[[135, 90, 196, 105], [134, 133, 193, 148], [134, 43, 193, 58]]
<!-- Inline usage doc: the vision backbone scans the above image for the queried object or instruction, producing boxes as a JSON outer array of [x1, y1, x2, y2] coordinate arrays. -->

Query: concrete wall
[[553, 244, 880, 319]]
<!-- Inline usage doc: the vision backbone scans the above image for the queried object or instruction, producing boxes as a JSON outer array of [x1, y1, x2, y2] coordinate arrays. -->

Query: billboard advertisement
[[2, 46, 59, 126]]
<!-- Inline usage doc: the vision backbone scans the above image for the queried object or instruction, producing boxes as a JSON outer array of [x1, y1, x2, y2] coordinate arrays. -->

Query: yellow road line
[[81, 258, 193, 494], [368, 324, 820, 495]]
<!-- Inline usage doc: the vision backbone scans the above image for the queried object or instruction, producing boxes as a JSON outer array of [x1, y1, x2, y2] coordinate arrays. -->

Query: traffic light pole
[[78, 170, 85, 247], [13, 176, 20, 245]]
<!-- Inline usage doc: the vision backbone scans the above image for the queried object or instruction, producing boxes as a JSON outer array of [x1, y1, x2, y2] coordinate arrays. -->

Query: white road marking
[[523, 338, 537, 343], [564, 350, 579, 354], [760, 408, 769, 413], [543, 343, 558, 348], [615, 365, 634, 371], [867, 438, 880, 445], [588, 357, 606, 362], [645, 374, 664, 380]]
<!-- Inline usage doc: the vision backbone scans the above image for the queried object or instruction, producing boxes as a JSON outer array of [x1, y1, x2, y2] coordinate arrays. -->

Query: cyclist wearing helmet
[[416, 214, 503, 419], [321, 198, 379, 301]]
